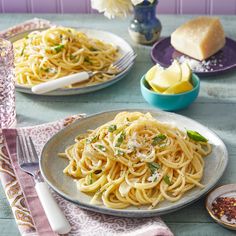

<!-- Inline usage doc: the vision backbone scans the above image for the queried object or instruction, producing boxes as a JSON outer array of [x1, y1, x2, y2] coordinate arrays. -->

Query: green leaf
[[86, 136, 98, 144], [108, 124, 117, 132], [148, 162, 160, 174], [115, 149, 124, 156], [96, 144, 106, 152], [53, 44, 64, 53], [163, 175, 171, 185], [90, 47, 98, 51], [89, 173, 93, 185], [84, 57, 92, 65], [187, 130, 208, 142], [20, 45, 26, 56], [43, 68, 50, 73], [115, 131, 125, 147], [152, 134, 166, 146], [70, 54, 76, 60]]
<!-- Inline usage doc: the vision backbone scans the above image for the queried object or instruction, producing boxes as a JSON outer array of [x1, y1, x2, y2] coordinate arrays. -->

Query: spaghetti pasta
[[13, 27, 119, 87], [59, 112, 212, 209]]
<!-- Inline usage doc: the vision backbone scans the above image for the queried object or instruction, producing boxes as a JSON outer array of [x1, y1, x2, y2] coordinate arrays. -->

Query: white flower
[[91, 0, 133, 19]]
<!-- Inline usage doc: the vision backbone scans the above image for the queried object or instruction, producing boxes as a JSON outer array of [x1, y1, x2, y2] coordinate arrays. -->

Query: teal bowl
[[140, 74, 200, 111]]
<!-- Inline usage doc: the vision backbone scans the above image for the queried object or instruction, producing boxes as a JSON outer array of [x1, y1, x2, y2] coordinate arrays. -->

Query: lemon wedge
[[146, 64, 163, 82], [163, 81, 193, 94], [145, 64, 164, 93], [149, 60, 182, 92], [181, 62, 192, 82]]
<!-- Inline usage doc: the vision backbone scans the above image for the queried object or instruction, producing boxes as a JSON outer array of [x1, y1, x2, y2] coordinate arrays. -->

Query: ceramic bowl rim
[[140, 73, 200, 97]]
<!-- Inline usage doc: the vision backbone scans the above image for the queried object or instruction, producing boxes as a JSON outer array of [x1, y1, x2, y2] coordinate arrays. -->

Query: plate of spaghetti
[[9, 27, 134, 95], [40, 109, 228, 217]]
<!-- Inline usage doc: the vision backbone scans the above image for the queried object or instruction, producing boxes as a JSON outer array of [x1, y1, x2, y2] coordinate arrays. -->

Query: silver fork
[[17, 133, 71, 234], [31, 51, 137, 94]]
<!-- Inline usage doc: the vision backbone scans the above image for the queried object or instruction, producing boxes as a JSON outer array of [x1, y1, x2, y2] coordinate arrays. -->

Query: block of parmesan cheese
[[171, 16, 225, 61]]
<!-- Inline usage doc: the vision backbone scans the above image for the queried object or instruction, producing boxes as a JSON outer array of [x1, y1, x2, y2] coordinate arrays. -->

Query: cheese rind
[[171, 16, 225, 61]]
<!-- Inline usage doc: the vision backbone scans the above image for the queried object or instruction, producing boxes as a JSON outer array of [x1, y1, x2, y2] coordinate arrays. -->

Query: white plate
[[40, 109, 228, 217], [9, 28, 135, 96]]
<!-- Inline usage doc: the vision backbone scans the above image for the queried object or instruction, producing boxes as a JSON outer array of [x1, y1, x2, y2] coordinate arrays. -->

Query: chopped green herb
[[152, 134, 166, 146], [108, 124, 117, 132], [67, 29, 72, 33], [115, 131, 125, 147], [43, 68, 50, 73], [70, 54, 76, 60], [115, 149, 125, 156], [86, 136, 98, 144], [84, 57, 92, 64], [187, 130, 208, 142], [24, 35, 29, 39], [126, 117, 130, 122], [96, 144, 106, 152], [89, 173, 93, 185], [20, 45, 26, 56], [90, 47, 98, 51], [148, 162, 160, 174], [94, 169, 102, 175], [53, 44, 64, 53], [163, 175, 171, 185]]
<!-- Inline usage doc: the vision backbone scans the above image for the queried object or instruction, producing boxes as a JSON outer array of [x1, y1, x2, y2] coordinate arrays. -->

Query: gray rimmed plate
[[9, 28, 135, 96], [40, 109, 228, 217]]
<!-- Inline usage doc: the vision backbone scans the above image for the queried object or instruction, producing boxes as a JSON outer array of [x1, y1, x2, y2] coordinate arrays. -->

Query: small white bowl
[[206, 184, 236, 230]]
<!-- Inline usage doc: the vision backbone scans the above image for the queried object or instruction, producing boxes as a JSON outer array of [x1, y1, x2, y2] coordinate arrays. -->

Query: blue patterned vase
[[128, 0, 162, 45]]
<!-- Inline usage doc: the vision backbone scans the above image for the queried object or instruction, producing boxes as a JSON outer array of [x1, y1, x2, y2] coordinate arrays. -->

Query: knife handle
[[35, 182, 71, 234]]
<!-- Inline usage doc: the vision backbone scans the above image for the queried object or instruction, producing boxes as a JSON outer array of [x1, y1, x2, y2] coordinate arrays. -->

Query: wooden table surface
[[0, 14, 236, 236]]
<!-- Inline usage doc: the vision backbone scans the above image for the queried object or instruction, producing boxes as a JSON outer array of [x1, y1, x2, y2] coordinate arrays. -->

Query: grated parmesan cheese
[[177, 55, 223, 72]]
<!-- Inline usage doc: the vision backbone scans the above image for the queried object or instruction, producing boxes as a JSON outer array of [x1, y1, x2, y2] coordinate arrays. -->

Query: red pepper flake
[[212, 196, 236, 224]]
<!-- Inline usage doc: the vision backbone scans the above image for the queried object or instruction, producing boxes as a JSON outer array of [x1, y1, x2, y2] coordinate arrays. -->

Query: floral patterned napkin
[[0, 114, 174, 236]]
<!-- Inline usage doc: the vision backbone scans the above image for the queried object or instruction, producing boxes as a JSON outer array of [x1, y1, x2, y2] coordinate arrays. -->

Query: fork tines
[[17, 132, 39, 166], [113, 51, 137, 71]]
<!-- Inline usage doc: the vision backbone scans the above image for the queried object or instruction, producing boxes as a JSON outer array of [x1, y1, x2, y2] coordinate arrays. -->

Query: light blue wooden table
[[0, 14, 236, 236]]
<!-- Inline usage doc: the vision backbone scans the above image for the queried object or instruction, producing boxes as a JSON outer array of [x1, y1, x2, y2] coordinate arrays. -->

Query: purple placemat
[[151, 37, 236, 77]]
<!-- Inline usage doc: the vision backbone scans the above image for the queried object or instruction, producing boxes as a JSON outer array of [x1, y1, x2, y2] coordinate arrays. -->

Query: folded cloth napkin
[[0, 114, 174, 236]]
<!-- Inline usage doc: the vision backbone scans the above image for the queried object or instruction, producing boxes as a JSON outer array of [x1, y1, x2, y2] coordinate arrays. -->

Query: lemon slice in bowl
[[181, 62, 192, 82], [145, 64, 164, 92], [163, 81, 193, 94], [149, 60, 182, 92]]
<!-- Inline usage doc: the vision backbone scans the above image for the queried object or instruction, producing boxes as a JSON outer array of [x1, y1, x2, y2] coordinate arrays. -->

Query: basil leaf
[[152, 134, 166, 146], [108, 124, 117, 132], [148, 162, 160, 174], [115, 131, 125, 147], [96, 144, 106, 152], [53, 44, 64, 53], [187, 130, 208, 142], [163, 175, 171, 185]]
